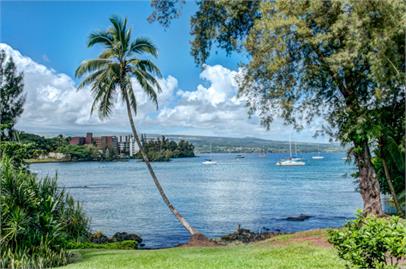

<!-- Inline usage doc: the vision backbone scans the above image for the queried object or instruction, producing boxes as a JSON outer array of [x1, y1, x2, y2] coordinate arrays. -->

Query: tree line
[[136, 135, 195, 161]]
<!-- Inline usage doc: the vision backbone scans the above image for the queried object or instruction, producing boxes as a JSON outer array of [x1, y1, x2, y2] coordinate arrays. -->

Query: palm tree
[[75, 16, 201, 237]]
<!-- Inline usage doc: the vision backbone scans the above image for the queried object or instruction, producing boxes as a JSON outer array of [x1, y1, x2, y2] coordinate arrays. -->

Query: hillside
[[144, 134, 343, 153]]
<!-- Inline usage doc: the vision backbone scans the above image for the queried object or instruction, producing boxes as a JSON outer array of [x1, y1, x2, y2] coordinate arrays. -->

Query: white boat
[[312, 156, 324, 160], [276, 136, 305, 166], [312, 144, 324, 159], [276, 159, 305, 166], [202, 159, 217, 165]]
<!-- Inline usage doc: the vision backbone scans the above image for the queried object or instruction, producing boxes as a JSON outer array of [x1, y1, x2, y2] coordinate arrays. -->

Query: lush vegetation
[[59, 230, 345, 269], [17, 132, 69, 154], [57, 144, 103, 161], [136, 135, 195, 161], [329, 213, 406, 268], [0, 157, 90, 268], [0, 141, 35, 168]]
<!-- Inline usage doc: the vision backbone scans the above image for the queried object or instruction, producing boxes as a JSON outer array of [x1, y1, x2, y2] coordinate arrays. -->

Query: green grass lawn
[[57, 230, 345, 269]]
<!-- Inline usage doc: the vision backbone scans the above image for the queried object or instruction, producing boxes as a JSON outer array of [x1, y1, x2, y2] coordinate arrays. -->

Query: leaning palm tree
[[76, 16, 202, 238]]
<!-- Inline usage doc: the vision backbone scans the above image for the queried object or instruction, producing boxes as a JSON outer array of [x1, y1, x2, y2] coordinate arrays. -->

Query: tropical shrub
[[328, 212, 406, 268], [0, 157, 90, 268], [0, 141, 34, 168]]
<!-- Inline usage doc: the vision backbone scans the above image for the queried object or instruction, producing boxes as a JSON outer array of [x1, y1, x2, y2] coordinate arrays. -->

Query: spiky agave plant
[[0, 157, 89, 268]]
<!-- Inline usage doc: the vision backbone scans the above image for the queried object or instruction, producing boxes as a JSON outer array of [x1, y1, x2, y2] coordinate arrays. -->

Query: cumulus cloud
[[1, 43, 326, 141], [0, 43, 177, 134]]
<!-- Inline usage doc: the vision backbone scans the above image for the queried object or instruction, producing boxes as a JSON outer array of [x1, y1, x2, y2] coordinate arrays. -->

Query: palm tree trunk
[[123, 93, 199, 236], [382, 157, 404, 216], [353, 140, 383, 216]]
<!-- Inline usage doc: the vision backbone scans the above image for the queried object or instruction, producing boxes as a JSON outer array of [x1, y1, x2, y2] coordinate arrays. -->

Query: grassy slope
[[57, 230, 345, 269]]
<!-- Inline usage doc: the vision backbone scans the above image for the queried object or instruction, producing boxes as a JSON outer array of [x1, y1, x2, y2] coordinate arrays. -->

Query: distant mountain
[[143, 134, 343, 153], [22, 130, 343, 154]]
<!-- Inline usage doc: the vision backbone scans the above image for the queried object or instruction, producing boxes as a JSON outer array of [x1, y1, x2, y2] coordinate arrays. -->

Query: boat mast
[[295, 142, 297, 156], [289, 135, 292, 158]]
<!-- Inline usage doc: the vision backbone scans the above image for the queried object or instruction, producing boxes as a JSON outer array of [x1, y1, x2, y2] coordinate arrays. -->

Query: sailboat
[[202, 144, 217, 165], [312, 144, 325, 160], [276, 137, 305, 166], [291, 142, 303, 161]]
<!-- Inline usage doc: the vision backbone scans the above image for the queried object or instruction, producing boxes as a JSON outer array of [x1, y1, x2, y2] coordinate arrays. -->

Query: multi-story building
[[117, 135, 130, 154], [129, 137, 139, 157], [69, 136, 85, 145], [85, 132, 93, 144], [68, 132, 138, 156]]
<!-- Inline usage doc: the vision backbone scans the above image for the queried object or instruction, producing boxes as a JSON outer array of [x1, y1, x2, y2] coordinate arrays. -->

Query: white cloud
[[0, 43, 177, 135], [1, 43, 327, 142]]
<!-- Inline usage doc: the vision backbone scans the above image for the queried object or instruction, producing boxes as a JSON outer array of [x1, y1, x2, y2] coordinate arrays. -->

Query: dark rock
[[111, 232, 142, 243], [90, 231, 109, 244], [286, 214, 312, 221], [220, 225, 280, 244], [185, 233, 217, 247]]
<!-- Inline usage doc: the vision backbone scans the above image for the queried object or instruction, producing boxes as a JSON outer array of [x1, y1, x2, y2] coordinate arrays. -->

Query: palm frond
[[75, 59, 111, 78], [98, 49, 115, 59], [131, 67, 162, 92], [88, 31, 113, 48], [124, 80, 138, 115], [129, 37, 158, 57], [132, 69, 159, 109], [109, 15, 128, 51], [77, 69, 106, 89], [90, 78, 117, 119], [128, 59, 162, 78]]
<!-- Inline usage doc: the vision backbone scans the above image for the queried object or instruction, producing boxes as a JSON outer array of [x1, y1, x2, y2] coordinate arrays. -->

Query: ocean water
[[30, 152, 362, 248]]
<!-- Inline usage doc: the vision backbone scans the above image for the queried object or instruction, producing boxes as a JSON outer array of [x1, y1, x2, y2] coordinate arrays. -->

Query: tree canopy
[[150, 0, 406, 215], [0, 49, 25, 141]]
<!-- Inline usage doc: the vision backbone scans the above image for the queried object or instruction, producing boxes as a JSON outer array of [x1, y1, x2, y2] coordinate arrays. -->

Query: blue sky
[[0, 1, 327, 142], [1, 1, 241, 90]]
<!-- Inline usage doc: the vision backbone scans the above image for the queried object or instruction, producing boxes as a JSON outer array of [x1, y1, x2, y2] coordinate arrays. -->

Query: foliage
[[75, 15, 161, 120], [148, 0, 185, 28], [17, 131, 70, 153], [136, 135, 195, 161], [149, 0, 259, 65], [0, 49, 25, 141], [190, 0, 260, 65], [57, 144, 102, 161], [0, 157, 90, 268], [65, 240, 138, 250], [0, 141, 34, 168], [328, 212, 406, 268]]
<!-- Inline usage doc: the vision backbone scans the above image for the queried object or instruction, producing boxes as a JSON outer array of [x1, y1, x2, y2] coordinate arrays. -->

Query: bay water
[[30, 152, 362, 248]]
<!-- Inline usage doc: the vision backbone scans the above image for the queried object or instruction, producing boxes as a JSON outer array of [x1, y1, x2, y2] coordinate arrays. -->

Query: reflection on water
[[31, 152, 361, 248]]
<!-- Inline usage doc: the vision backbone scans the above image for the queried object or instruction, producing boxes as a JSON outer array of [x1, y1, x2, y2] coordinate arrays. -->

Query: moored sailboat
[[276, 137, 305, 166]]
